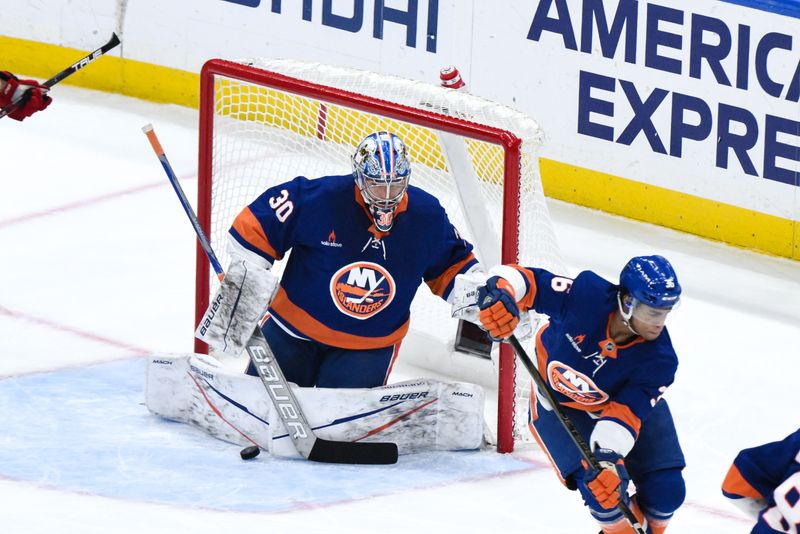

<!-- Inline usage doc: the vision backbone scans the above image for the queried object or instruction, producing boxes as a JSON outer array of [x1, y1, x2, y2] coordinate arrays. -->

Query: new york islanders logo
[[547, 361, 609, 406], [330, 262, 395, 319]]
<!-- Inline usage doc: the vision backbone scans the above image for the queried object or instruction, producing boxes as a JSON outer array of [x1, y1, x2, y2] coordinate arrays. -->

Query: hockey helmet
[[618, 255, 681, 331], [352, 131, 411, 232], [619, 255, 681, 308]]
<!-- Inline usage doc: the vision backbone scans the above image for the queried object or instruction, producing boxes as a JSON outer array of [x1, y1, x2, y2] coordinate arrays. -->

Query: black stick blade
[[105, 33, 121, 50], [308, 439, 398, 465]]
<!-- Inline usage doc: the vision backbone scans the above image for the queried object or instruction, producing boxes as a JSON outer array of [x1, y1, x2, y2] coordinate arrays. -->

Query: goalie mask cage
[[196, 58, 566, 453]]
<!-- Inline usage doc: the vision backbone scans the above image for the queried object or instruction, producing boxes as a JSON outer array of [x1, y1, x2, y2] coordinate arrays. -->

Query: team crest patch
[[547, 360, 609, 405], [330, 261, 395, 319]]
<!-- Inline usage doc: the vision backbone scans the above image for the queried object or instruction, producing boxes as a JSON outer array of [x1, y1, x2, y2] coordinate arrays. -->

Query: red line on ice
[[0, 304, 149, 354], [0, 175, 195, 229]]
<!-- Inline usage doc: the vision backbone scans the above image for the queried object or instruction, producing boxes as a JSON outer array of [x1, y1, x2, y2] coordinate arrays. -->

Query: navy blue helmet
[[619, 255, 681, 309]]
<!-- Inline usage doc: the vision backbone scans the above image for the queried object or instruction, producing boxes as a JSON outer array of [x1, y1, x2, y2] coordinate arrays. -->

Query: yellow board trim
[[3, 35, 797, 260], [0, 35, 199, 108], [540, 158, 799, 260]]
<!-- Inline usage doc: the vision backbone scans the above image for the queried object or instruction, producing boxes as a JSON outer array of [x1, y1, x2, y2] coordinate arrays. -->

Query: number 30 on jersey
[[269, 189, 293, 222]]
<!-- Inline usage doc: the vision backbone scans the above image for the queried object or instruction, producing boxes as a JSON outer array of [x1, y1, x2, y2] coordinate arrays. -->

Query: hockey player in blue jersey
[[475, 256, 686, 534], [722, 428, 800, 533], [197, 131, 479, 388]]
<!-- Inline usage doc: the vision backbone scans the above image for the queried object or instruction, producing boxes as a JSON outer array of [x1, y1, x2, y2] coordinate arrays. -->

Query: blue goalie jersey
[[229, 173, 478, 350]]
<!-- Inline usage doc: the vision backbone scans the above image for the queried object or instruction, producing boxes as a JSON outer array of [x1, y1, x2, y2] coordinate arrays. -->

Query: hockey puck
[[240, 445, 261, 460]]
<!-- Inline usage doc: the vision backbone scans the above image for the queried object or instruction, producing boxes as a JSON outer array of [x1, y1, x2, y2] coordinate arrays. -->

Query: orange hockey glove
[[583, 449, 630, 510], [477, 276, 520, 341]]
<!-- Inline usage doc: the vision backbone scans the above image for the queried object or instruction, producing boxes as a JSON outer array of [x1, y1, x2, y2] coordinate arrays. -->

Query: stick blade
[[105, 33, 121, 51], [308, 439, 398, 465]]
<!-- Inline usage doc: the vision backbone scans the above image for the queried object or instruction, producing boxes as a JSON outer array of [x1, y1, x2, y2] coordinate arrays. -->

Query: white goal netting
[[197, 58, 566, 451]]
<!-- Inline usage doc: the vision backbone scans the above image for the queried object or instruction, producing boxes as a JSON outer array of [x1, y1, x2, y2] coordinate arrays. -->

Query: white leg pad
[[145, 354, 486, 457], [146, 353, 273, 449]]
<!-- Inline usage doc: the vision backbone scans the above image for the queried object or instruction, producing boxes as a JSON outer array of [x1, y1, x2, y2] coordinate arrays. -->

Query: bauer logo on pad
[[330, 261, 395, 319]]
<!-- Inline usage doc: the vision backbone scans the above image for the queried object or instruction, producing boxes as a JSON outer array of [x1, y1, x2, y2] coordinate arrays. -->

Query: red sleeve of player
[[0, 71, 52, 121]]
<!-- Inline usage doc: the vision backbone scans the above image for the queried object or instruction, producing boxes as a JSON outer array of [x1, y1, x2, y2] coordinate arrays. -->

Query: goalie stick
[[142, 124, 398, 465], [0, 33, 121, 120], [507, 335, 647, 534]]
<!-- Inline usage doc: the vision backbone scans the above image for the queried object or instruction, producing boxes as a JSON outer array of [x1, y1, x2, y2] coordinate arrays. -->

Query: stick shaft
[[44, 33, 121, 88], [508, 335, 647, 534], [0, 33, 121, 119], [142, 124, 225, 281]]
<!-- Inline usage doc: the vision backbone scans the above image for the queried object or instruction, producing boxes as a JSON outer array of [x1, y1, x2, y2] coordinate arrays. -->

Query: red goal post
[[196, 58, 565, 453]]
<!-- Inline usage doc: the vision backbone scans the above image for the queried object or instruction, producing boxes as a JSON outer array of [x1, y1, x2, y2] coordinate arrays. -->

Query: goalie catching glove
[[195, 257, 279, 355], [0, 71, 51, 121]]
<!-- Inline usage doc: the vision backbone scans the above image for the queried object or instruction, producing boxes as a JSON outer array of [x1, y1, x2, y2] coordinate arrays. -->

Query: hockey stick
[[0, 33, 121, 119], [507, 335, 647, 534], [142, 124, 398, 465]]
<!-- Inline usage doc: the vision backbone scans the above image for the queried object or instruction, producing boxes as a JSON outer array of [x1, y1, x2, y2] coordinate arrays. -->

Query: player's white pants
[[145, 353, 486, 457]]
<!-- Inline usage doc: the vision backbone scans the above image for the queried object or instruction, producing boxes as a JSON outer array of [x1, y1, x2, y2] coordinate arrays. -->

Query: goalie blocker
[[195, 255, 279, 356], [146, 354, 486, 457]]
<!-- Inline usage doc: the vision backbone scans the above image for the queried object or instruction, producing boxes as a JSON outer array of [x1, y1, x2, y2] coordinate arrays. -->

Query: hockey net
[[196, 58, 566, 453]]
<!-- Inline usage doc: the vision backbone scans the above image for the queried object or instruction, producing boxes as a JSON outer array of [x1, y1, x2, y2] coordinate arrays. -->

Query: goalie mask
[[352, 131, 411, 232], [618, 255, 681, 335]]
